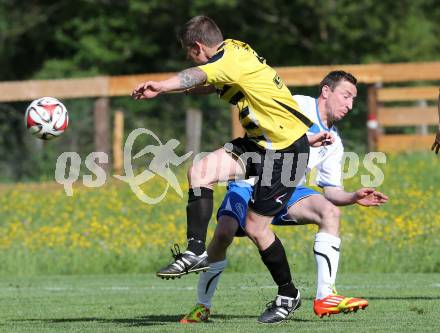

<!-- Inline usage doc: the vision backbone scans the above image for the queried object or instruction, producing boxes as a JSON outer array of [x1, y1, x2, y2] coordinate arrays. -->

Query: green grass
[[1, 273, 439, 332]]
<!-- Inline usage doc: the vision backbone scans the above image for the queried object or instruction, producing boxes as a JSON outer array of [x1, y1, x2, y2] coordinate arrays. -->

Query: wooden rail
[[1, 61, 439, 159], [377, 134, 435, 152], [1, 61, 439, 102], [378, 86, 439, 102], [377, 107, 438, 126], [375, 85, 439, 152]]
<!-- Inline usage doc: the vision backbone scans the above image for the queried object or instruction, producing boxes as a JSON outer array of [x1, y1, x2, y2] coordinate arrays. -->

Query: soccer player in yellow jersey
[[132, 16, 322, 323]]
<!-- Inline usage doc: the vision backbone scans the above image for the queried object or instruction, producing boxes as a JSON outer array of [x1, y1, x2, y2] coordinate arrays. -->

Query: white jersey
[[293, 95, 344, 188]]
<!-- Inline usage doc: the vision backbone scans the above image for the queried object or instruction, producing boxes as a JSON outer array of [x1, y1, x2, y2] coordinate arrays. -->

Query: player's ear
[[193, 41, 204, 55], [321, 85, 331, 99]]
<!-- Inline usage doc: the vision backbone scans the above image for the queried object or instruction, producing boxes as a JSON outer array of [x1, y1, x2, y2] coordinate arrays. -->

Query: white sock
[[197, 259, 227, 308], [314, 232, 341, 300]]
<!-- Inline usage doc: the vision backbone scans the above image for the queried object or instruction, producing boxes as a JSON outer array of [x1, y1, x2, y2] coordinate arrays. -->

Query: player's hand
[[354, 188, 389, 207], [307, 131, 335, 147], [431, 128, 440, 154], [131, 81, 163, 99]]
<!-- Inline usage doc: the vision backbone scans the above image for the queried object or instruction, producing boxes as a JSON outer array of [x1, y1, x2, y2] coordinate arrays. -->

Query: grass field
[[1, 272, 439, 332], [0, 153, 439, 331]]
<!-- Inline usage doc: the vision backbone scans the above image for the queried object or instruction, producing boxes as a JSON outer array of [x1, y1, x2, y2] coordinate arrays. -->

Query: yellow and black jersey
[[198, 39, 312, 150]]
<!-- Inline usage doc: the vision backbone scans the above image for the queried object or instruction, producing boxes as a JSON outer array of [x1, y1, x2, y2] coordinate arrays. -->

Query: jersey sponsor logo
[[318, 146, 328, 158], [273, 74, 284, 89]]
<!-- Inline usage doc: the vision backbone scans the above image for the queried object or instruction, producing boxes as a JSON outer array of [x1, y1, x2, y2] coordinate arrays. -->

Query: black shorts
[[223, 134, 309, 216]]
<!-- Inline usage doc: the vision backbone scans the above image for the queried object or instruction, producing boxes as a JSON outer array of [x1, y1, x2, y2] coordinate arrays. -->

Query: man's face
[[325, 80, 357, 122]]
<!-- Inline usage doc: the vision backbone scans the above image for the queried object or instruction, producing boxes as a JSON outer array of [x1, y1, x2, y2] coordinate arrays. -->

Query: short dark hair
[[319, 71, 357, 94], [179, 16, 223, 48]]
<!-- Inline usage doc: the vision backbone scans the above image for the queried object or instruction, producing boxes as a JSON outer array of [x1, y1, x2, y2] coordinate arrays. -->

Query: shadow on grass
[[12, 297, 439, 328], [12, 314, 259, 327], [12, 314, 361, 327]]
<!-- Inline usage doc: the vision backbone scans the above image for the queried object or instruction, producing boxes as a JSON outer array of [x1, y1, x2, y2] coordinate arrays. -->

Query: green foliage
[[2, 0, 439, 76]]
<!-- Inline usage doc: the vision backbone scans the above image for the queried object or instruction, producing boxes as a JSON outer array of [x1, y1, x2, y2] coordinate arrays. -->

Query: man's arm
[[185, 84, 216, 95], [323, 186, 388, 207], [132, 67, 207, 99], [431, 88, 440, 154]]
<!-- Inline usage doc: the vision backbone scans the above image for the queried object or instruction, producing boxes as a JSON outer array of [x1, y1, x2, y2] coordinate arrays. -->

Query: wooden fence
[[2, 62, 440, 102], [369, 85, 439, 152], [0, 61, 439, 171]]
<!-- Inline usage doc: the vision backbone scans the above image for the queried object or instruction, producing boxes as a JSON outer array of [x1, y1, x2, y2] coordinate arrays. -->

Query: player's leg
[[245, 211, 301, 324], [181, 182, 250, 323], [186, 148, 244, 254], [192, 216, 240, 316], [207, 215, 239, 261], [180, 216, 239, 324], [246, 211, 296, 299], [284, 194, 368, 317], [286, 195, 342, 296], [157, 148, 244, 279], [247, 135, 309, 324], [285, 194, 340, 233]]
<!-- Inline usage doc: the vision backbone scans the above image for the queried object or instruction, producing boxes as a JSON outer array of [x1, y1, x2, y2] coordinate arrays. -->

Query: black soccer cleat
[[156, 244, 209, 279], [258, 292, 301, 324]]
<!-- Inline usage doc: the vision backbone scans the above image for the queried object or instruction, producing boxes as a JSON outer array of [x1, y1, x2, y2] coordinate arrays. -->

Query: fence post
[[94, 97, 110, 172], [113, 110, 124, 175], [186, 108, 202, 155], [416, 100, 428, 135], [367, 83, 380, 152], [230, 106, 245, 139]]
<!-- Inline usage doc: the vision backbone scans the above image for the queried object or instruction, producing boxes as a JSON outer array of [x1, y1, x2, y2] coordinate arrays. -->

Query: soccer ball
[[25, 97, 69, 140]]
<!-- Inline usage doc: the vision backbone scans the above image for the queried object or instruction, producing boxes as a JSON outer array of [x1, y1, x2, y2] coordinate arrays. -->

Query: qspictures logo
[[55, 128, 192, 204], [55, 129, 387, 204]]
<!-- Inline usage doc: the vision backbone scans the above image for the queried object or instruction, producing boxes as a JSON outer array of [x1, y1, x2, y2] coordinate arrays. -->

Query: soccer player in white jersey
[[180, 71, 388, 323]]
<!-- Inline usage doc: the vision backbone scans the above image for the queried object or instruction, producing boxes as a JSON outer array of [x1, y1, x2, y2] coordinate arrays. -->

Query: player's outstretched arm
[[185, 85, 216, 95], [132, 67, 207, 99], [323, 186, 388, 207], [431, 88, 440, 154]]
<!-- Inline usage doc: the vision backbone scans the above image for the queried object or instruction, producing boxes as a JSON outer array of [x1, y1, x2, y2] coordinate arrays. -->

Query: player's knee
[[214, 225, 235, 248], [327, 204, 340, 220], [244, 217, 264, 239], [188, 161, 218, 188], [187, 164, 204, 187], [320, 203, 340, 234]]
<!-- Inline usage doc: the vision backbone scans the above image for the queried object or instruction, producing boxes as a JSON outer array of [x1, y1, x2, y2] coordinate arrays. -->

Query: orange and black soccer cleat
[[313, 294, 368, 318]]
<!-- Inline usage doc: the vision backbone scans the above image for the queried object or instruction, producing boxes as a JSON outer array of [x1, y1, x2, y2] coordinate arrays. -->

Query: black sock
[[259, 235, 298, 298], [186, 187, 213, 255], [278, 281, 297, 298]]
